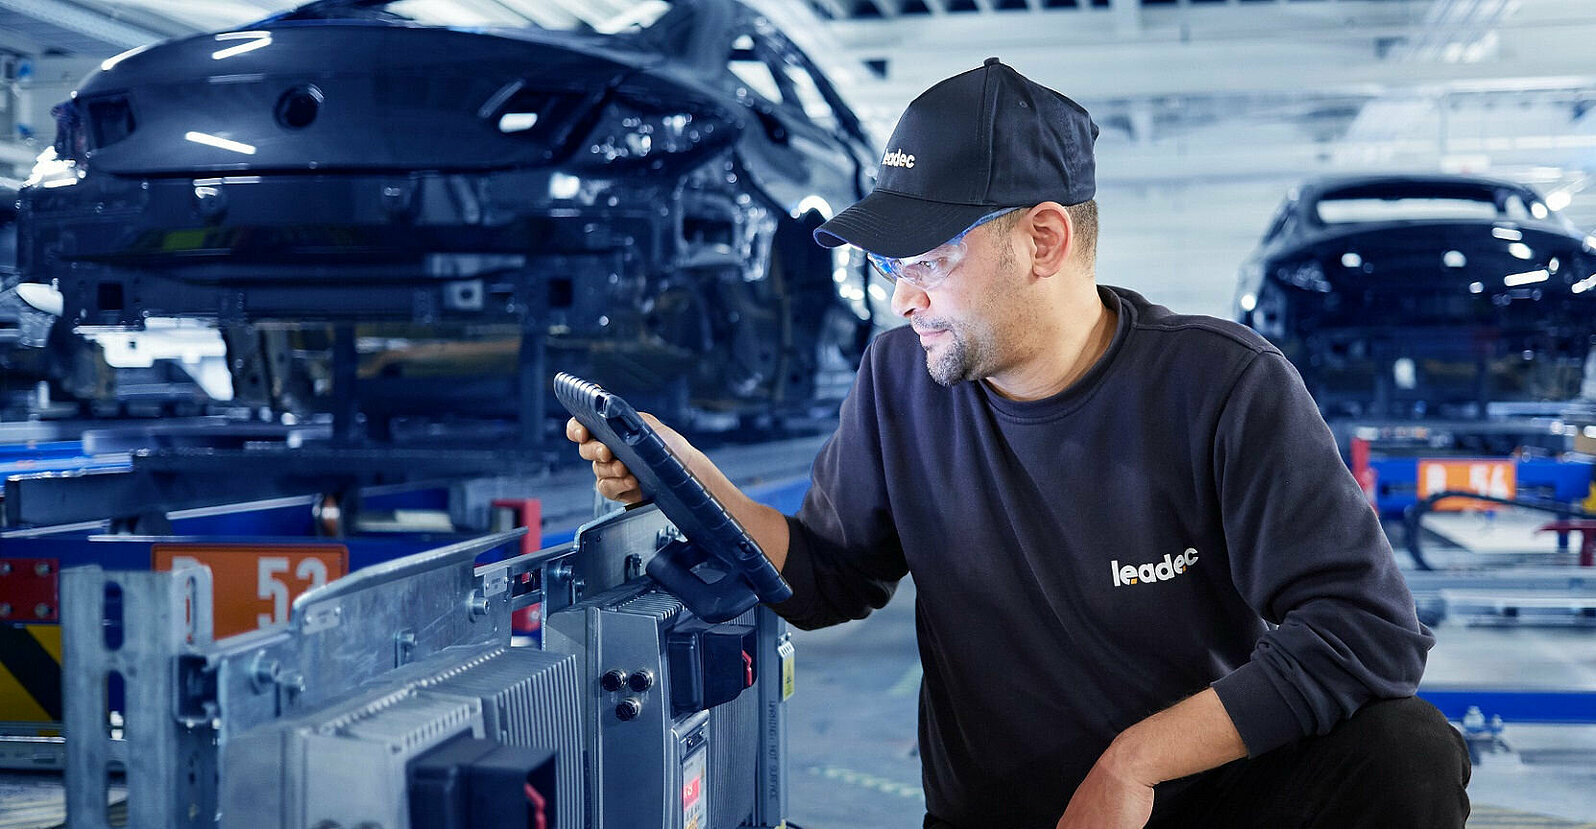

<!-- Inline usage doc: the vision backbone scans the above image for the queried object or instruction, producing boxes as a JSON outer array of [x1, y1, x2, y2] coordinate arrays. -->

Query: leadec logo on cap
[[881, 149, 916, 169]]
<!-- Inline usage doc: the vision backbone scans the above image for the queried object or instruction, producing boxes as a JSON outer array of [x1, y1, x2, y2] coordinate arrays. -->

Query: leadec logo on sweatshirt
[[1110, 548, 1199, 587]]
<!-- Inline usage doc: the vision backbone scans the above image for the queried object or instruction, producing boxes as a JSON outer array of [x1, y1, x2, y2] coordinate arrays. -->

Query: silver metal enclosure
[[59, 505, 790, 829]]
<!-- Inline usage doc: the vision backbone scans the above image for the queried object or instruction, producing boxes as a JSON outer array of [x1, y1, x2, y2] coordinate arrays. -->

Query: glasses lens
[[903, 244, 961, 284], [863, 208, 1018, 289], [869, 241, 964, 289]]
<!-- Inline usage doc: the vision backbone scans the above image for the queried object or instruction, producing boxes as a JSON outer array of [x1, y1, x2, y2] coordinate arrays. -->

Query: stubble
[[919, 233, 1021, 387]]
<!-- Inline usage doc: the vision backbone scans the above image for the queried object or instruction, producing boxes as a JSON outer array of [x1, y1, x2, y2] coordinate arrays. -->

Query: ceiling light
[[1341, 253, 1362, 269], [1507, 242, 1532, 260], [1443, 251, 1467, 268], [1504, 269, 1549, 287], [1492, 227, 1523, 241]]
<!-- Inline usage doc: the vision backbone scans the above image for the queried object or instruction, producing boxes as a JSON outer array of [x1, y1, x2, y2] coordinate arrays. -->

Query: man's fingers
[[576, 441, 614, 463], [592, 458, 631, 479], [566, 415, 648, 504], [597, 475, 640, 503]]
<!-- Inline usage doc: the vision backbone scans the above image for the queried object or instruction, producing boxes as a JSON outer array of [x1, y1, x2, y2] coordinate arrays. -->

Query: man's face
[[889, 216, 1031, 386]]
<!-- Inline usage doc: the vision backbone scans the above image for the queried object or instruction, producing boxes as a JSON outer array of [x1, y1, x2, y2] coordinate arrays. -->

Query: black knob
[[600, 669, 628, 693], [615, 698, 643, 721], [626, 669, 654, 692]]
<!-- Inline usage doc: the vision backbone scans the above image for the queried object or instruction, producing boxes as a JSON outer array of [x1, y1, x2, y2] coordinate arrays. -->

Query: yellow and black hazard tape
[[0, 624, 62, 723]]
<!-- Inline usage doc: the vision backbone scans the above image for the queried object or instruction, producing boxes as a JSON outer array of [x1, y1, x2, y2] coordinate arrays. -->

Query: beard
[[915, 233, 1020, 386], [917, 318, 992, 387]]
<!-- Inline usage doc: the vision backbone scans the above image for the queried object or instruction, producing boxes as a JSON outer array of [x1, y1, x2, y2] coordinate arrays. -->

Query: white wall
[[1094, 179, 1288, 320]]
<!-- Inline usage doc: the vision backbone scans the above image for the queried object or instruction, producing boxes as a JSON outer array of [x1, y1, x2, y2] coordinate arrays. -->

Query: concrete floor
[[786, 579, 926, 829]]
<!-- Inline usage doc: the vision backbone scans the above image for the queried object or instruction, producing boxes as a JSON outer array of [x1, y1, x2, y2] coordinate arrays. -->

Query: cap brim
[[813, 190, 1001, 259]]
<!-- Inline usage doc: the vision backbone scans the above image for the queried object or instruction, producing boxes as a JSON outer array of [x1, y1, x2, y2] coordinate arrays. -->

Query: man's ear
[[1024, 202, 1073, 278]]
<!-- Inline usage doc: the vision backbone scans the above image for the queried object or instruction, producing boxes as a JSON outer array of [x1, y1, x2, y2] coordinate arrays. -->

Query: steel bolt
[[280, 670, 306, 697], [626, 670, 655, 693], [0, 562, 11, 576], [34, 604, 51, 619], [0, 603, 11, 618], [250, 655, 281, 693], [615, 698, 643, 721], [34, 562, 50, 577], [600, 669, 628, 693]]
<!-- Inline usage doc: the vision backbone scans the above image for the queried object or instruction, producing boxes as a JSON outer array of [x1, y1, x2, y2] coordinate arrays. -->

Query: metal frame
[[60, 561, 216, 827], [5, 445, 554, 528], [60, 530, 528, 829], [55, 505, 792, 828], [1403, 490, 1596, 571]]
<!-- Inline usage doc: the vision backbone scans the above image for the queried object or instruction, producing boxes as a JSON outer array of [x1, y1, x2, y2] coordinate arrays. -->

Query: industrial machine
[[52, 377, 797, 829]]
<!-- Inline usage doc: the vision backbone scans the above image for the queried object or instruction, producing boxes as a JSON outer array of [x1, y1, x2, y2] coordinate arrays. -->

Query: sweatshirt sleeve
[[768, 343, 909, 630], [1208, 350, 1433, 756]]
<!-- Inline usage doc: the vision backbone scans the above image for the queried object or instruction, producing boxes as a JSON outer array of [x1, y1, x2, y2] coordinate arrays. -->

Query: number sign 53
[[153, 545, 349, 639]]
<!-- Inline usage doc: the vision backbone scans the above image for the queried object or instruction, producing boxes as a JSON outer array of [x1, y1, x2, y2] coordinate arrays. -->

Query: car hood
[[72, 23, 684, 175]]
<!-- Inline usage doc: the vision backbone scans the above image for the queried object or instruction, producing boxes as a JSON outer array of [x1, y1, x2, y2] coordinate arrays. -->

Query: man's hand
[[1055, 749, 1156, 829], [565, 412, 694, 504], [1056, 688, 1246, 829], [564, 412, 792, 570]]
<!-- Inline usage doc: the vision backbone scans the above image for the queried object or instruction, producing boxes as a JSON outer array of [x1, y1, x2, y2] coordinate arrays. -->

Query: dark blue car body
[[1235, 175, 1596, 420], [19, 0, 882, 427]]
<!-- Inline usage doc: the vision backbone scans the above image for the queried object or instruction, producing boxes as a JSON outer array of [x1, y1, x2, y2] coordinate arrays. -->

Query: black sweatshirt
[[771, 286, 1432, 828]]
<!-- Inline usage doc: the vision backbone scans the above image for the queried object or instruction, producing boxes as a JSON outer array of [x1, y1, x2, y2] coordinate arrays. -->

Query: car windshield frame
[[1306, 180, 1562, 228]]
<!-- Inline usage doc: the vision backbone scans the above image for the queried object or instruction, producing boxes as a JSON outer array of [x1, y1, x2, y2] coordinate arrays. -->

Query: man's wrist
[[1099, 688, 1248, 788], [1101, 729, 1163, 787]]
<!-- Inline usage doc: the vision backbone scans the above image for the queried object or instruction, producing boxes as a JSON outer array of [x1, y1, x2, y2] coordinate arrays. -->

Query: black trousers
[[925, 697, 1471, 829]]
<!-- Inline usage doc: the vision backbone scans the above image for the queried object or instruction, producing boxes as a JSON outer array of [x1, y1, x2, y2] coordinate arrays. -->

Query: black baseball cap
[[814, 58, 1100, 259]]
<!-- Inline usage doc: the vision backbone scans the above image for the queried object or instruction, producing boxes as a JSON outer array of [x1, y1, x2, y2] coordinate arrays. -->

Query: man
[[569, 59, 1470, 828]]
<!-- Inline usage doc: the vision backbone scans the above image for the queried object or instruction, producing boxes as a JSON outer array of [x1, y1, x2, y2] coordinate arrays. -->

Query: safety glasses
[[865, 208, 1021, 291]]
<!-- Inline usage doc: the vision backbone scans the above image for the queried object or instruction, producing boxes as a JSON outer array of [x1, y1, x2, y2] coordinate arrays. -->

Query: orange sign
[[1416, 459, 1516, 512], [153, 544, 348, 639]]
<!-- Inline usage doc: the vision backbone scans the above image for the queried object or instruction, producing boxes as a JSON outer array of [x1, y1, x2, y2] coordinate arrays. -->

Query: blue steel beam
[[1420, 689, 1596, 724]]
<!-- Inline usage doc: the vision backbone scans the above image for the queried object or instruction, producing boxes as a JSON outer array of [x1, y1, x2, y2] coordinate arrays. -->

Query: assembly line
[[5, 0, 1596, 828]]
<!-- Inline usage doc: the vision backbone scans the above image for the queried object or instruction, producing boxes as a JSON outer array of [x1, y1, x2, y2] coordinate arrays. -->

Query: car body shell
[[1234, 174, 1596, 420], [19, 0, 885, 423]]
